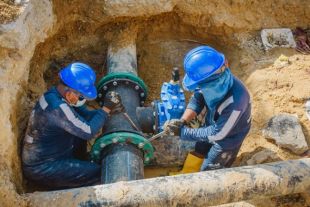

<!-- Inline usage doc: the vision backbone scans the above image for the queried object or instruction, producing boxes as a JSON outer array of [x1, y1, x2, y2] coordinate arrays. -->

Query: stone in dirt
[[273, 54, 290, 69], [261, 28, 296, 50], [246, 149, 281, 165], [263, 113, 308, 155]]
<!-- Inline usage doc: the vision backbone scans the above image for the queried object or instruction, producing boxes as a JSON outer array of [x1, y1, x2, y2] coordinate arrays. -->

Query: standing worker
[[165, 46, 251, 174], [22, 62, 124, 189]]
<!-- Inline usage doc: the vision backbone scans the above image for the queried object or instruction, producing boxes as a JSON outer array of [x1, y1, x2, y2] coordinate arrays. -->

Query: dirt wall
[[0, 0, 309, 206]]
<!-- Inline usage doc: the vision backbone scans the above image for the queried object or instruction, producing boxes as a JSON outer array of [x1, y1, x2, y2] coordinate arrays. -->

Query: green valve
[[97, 72, 148, 97], [91, 132, 154, 164]]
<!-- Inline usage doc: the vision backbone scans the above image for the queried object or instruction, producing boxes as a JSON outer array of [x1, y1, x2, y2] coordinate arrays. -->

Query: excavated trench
[[0, 0, 310, 206], [26, 12, 232, 188]]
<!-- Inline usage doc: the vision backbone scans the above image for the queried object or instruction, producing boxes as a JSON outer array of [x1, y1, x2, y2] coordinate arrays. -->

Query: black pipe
[[101, 143, 144, 184], [99, 83, 144, 183], [102, 84, 142, 135]]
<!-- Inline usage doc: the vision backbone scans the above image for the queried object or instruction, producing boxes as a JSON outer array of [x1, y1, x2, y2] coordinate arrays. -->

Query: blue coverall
[[22, 87, 108, 189], [181, 77, 251, 170]]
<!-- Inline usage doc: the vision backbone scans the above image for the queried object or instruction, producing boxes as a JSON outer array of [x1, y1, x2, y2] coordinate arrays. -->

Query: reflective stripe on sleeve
[[39, 95, 48, 110], [59, 104, 91, 134], [208, 110, 241, 142]]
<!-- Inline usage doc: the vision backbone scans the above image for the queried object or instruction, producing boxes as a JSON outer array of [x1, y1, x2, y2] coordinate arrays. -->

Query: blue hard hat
[[59, 62, 97, 100], [183, 46, 225, 91]]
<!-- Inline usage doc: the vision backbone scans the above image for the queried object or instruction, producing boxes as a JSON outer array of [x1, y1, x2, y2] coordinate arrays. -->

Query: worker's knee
[[200, 145, 240, 171]]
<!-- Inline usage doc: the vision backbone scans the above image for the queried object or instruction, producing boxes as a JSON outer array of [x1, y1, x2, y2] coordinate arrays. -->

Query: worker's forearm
[[181, 108, 197, 122]]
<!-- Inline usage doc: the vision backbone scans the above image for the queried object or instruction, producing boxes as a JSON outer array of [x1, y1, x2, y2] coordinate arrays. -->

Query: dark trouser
[[23, 159, 101, 189], [195, 141, 241, 171], [23, 138, 100, 190]]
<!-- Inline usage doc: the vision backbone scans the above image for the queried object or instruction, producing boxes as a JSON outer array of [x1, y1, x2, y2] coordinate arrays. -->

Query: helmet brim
[[182, 74, 199, 91], [81, 85, 97, 100]]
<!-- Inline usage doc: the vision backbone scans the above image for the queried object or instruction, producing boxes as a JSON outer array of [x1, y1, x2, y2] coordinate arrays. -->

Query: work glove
[[163, 119, 185, 136], [103, 91, 125, 115]]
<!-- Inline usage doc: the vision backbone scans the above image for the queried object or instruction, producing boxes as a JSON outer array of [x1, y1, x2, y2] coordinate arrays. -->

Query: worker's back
[[23, 87, 78, 166], [22, 87, 107, 166]]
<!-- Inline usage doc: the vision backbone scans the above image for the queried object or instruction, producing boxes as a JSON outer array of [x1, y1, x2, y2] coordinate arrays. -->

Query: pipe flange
[[97, 72, 148, 105], [97, 78, 147, 106], [91, 132, 154, 164]]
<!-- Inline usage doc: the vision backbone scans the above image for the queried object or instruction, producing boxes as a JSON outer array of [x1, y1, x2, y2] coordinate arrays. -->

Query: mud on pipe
[[28, 158, 310, 207]]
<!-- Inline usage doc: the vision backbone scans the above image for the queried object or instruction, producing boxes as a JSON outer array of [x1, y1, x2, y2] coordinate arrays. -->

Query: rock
[[273, 54, 290, 69], [246, 149, 281, 165], [263, 113, 308, 154], [261, 28, 296, 50]]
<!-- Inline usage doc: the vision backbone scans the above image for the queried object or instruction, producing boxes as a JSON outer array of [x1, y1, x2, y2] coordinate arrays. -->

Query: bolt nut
[[140, 93, 145, 97], [141, 101, 144, 105], [153, 111, 156, 117], [98, 93, 102, 98], [125, 81, 129, 85], [135, 85, 140, 90], [153, 125, 156, 131], [100, 143, 106, 148], [112, 138, 118, 143], [94, 150, 100, 155], [103, 86, 108, 91], [113, 81, 117, 86], [151, 101, 155, 106], [138, 143, 144, 148], [145, 157, 150, 162]]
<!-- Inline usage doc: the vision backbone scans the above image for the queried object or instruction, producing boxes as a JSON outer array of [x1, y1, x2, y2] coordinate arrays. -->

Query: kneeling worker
[[22, 62, 124, 189], [165, 46, 251, 174]]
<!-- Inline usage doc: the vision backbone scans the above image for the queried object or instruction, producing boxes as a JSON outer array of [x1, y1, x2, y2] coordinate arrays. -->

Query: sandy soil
[[235, 49, 310, 165], [1, 0, 310, 206], [0, 0, 21, 24]]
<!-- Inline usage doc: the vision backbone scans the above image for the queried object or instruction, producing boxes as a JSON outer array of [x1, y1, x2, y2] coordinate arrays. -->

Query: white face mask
[[71, 98, 86, 107]]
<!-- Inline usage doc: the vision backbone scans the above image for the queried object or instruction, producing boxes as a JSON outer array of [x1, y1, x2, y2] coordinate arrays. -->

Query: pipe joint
[[91, 132, 154, 164], [97, 72, 148, 106]]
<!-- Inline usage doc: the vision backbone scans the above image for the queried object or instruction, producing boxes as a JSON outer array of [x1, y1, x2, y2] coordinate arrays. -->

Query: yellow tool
[[169, 152, 204, 175]]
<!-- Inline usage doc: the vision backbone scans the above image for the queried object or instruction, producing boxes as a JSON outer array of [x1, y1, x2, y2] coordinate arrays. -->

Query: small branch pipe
[[28, 159, 310, 207]]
